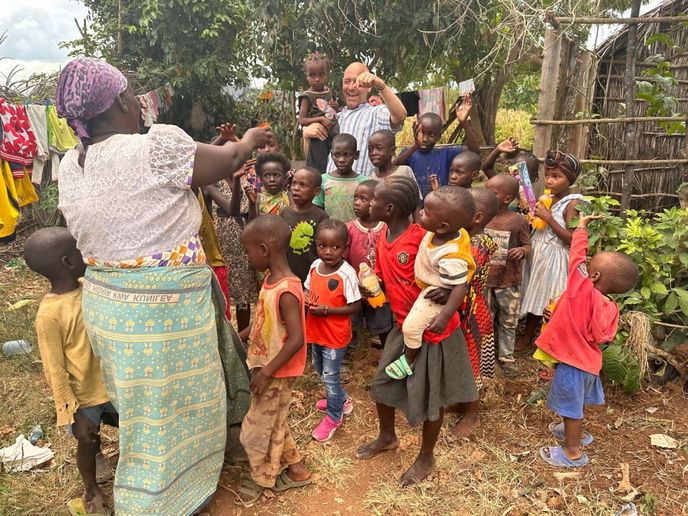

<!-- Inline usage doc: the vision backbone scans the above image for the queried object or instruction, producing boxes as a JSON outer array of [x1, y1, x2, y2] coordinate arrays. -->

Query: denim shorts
[[351, 302, 393, 335], [67, 401, 119, 435], [547, 363, 604, 419]]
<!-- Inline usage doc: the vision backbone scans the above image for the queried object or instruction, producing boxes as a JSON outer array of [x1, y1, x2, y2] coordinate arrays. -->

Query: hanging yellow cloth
[[46, 105, 79, 152], [0, 161, 39, 239]]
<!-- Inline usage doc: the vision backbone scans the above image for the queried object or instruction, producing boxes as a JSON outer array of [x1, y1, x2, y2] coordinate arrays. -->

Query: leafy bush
[[576, 198, 688, 328], [494, 109, 534, 149], [601, 334, 642, 393]]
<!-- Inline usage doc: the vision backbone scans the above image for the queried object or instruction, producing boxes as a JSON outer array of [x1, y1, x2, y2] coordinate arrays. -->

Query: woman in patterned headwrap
[[518, 150, 587, 348], [56, 58, 271, 515]]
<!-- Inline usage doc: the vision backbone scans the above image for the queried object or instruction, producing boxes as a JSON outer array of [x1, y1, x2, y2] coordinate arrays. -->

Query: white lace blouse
[[58, 124, 201, 263]]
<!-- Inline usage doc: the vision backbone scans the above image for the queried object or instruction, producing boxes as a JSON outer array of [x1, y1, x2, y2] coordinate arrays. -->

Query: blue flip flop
[[539, 445, 589, 467], [548, 422, 594, 445]]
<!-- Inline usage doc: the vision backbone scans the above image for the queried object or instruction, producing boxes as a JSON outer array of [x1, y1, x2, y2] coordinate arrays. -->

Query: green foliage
[[494, 109, 535, 149], [601, 332, 642, 393], [635, 34, 685, 135], [499, 71, 539, 114], [577, 198, 688, 327], [64, 0, 251, 139]]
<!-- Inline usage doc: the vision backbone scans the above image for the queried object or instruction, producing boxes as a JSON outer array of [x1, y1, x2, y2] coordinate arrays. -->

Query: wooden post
[[533, 29, 563, 188], [621, 0, 641, 213]]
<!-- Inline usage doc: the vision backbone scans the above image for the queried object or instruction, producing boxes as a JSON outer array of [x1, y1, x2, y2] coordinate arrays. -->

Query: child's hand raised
[[577, 213, 605, 228], [455, 94, 473, 124], [215, 123, 239, 143], [244, 184, 258, 205], [412, 120, 423, 146], [429, 174, 439, 191], [496, 137, 518, 155]]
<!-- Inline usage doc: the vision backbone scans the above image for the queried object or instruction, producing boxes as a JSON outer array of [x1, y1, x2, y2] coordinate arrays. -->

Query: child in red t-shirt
[[355, 176, 478, 487], [345, 180, 392, 349], [537, 214, 639, 467], [305, 218, 362, 441]]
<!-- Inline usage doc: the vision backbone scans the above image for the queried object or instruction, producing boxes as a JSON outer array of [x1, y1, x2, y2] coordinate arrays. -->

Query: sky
[[0, 0, 88, 81]]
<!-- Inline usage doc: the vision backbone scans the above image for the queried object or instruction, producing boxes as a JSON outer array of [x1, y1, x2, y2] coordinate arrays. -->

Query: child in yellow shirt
[[25, 227, 117, 516]]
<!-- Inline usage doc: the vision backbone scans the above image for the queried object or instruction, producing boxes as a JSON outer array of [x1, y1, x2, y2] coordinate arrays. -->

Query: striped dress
[[520, 194, 585, 316]]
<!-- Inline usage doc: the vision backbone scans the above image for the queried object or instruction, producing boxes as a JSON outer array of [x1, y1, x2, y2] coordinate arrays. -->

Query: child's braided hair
[[304, 51, 331, 72], [382, 176, 419, 218]]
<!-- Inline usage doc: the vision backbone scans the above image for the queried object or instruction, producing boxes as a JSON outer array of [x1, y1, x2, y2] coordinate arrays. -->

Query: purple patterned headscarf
[[55, 58, 128, 152]]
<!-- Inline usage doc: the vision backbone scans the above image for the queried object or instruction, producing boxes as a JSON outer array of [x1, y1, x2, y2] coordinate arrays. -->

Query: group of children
[[26, 52, 643, 512]]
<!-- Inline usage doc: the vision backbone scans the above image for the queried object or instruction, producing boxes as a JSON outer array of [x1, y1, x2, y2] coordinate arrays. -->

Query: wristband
[[377, 82, 387, 92], [323, 305, 329, 316]]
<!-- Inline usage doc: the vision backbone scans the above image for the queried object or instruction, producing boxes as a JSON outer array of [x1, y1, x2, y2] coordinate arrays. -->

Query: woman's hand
[[243, 126, 272, 150]]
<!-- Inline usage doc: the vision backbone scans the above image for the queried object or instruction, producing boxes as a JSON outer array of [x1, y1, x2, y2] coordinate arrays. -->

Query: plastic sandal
[[385, 355, 414, 379], [272, 469, 313, 492], [539, 445, 589, 467], [233, 478, 264, 507], [548, 422, 594, 445]]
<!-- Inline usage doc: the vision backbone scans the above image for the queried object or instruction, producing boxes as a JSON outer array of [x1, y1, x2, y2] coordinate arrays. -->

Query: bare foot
[[450, 413, 479, 439], [84, 485, 108, 515], [399, 453, 436, 487], [355, 436, 399, 460], [286, 460, 312, 482]]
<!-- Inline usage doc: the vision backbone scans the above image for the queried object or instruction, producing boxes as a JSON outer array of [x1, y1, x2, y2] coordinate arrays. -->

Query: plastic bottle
[[29, 425, 43, 444], [2, 339, 32, 356], [358, 263, 386, 308], [531, 189, 553, 230]]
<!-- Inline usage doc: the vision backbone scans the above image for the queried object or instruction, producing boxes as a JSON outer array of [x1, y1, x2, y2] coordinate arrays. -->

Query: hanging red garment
[[0, 100, 38, 166]]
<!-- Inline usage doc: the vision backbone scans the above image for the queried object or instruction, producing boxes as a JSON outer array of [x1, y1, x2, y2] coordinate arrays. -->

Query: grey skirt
[[371, 324, 479, 426]]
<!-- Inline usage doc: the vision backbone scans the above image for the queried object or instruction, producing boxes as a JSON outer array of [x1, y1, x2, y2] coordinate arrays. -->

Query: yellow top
[[197, 191, 225, 268], [35, 285, 109, 425]]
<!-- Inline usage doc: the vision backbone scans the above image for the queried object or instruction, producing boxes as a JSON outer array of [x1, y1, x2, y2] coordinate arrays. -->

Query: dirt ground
[[1, 252, 688, 516]]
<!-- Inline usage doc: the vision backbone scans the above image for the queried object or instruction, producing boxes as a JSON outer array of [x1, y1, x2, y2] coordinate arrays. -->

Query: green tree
[[65, 0, 251, 139]]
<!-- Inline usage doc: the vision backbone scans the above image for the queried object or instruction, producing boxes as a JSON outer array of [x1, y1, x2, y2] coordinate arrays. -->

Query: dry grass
[[2, 262, 688, 515]]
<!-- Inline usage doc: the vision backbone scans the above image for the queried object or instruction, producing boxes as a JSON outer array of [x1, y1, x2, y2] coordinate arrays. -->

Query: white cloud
[[0, 0, 88, 79]]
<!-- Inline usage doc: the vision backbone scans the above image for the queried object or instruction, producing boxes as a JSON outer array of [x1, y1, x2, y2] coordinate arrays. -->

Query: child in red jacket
[[536, 214, 639, 467]]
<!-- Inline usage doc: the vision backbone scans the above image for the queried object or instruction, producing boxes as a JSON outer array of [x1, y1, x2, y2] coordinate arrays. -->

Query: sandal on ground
[[233, 478, 264, 507], [539, 368, 555, 381], [539, 445, 589, 467], [500, 362, 518, 379], [548, 422, 593, 445], [272, 470, 313, 492], [67, 498, 109, 516], [385, 355, 413, 379]]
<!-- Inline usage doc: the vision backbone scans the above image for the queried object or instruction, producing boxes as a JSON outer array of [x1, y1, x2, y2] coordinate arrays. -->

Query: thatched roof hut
[[589, 0, 688, 211]]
